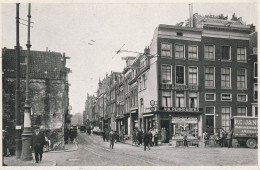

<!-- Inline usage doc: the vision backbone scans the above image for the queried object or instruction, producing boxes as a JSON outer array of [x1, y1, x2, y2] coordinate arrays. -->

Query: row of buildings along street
[[83, 13, 258, 148]]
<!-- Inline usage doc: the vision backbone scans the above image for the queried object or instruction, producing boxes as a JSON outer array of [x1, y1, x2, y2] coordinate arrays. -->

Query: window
[[237, 107, 247, 116], [139, 77, 142, 91], [162, 65, 172, 84], [177, 32, 183, 36], [175, 91, 185, 108], [221, 107, 231, 131], [188, 67, 198, 85], [254, 83, 258, 101], [205, 67, 215, 88], [255, 107, 258, 117], [161, 43, 171, 57], [20, 56, 26, 64], [143, 74, 147, 89], [205, 93, 216, 101], [221, 68, 231, 88], [237, 69, 247, 89], [188, 46, 198, 60], [254, 62, 258, 78], [221, 93, 232, 101], [162, 91, 172, 107], [176, 66, 185, 84], [205, 107, 215, 135], [175, 44, 185, 59], [189, 92, 198, 108], [204, 45, 214, 60], [237, 94, 247, 102], [222, 46, 231, 60], [206, 107, 215, 115], [237, 47, 246, 61]]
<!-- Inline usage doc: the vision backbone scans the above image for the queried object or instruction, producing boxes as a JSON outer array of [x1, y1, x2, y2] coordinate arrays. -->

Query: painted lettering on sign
[[161, 84, 199, 91], [161, 107, 200, 112], [233, 117, 258, 137]]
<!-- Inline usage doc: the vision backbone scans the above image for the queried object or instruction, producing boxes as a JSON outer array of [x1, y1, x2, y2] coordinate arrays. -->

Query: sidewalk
[[3, 142, 78, 166]]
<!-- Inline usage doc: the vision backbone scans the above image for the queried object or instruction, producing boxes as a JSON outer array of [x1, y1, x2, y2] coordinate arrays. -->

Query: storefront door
[[206, 115, 214, 135], [161, 120, 169, 143]]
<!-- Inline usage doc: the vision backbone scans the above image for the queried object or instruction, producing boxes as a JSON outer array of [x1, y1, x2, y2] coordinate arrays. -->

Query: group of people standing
[[133, 128, 159, 151], [102, 129, 117, 149], [204, 128, 234, 148], [65, 127, 78, 144]]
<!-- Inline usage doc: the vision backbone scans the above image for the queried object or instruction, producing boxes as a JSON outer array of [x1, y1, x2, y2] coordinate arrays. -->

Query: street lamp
[[21, 3, 33, 161]]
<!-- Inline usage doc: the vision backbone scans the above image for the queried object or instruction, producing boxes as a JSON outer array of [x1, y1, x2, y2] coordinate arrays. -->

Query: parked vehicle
[[80, 125, 86, 133], [231, 116, 258, 148]]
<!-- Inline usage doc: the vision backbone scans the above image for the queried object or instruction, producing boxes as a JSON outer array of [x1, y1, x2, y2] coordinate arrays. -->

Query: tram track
[[78, 132, 160, 166]]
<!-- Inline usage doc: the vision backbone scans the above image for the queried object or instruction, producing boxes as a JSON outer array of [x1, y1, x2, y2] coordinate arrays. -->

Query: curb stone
[[49, 142, 78, 153]]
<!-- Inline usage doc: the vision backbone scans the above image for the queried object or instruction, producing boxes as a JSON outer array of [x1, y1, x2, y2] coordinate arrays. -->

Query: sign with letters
[[161, 84, 199, 91], [160, 107, 200, 112]]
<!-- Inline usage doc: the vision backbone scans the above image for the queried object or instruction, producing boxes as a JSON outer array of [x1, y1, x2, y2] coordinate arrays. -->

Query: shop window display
[[171, 117, 198, 140]]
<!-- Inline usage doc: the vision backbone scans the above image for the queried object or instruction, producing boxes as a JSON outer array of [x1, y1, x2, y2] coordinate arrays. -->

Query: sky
[[1, 2, 257, 114]]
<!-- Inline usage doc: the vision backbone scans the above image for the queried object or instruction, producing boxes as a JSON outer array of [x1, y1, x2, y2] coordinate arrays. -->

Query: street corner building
[[83, 13, 257, 147], [2, 47, 71, 139]]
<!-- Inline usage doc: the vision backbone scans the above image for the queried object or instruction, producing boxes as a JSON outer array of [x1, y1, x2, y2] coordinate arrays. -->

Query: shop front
[[130, 109, 138, 139], [147, 108, 202, 145]]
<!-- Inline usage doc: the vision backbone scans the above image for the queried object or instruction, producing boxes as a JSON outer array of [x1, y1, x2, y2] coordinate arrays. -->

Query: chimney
[[189, 3, 194, 27], [3, 47, 7, 55], [46, 47, 48, 52], [144, 46, 150, 55]]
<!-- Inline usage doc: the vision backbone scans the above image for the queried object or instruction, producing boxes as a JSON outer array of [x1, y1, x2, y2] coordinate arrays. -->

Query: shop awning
[[143, 113, 154, 117]]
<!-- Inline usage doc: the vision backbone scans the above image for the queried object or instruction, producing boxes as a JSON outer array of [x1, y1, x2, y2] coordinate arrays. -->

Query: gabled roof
[[2, 48, 66, 79]]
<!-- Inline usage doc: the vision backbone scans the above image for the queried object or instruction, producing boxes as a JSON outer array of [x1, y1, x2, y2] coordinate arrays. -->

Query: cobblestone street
[[44, 132, 258, 166]]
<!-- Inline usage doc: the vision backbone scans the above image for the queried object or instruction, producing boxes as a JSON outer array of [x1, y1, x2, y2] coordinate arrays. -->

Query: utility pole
[[21, 3, 33, 161], [15, 3, 22, 159]]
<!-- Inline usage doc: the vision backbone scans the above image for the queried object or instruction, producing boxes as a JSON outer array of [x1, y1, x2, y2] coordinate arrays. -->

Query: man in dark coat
[[102, 129, 106, 142], [226, 129, 233, 148], [143, 131, 150, 151], [32, 128, 46, 163], [109, 130, 115, 149]]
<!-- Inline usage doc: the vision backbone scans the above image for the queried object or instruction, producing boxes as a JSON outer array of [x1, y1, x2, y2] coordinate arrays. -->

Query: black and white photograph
[[1, 1, 258, 168]]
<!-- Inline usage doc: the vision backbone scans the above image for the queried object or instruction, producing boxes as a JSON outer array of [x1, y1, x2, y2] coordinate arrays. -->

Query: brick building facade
[[84, 13, 257, 144]]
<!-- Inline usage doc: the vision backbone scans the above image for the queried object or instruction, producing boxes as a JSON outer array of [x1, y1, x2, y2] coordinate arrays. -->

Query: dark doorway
[[206, 115, 214, 135], [161, 120, 169, 143]]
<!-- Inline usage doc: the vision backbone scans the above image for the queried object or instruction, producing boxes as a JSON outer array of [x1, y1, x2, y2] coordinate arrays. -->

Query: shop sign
[[161, 107, 200, 112], [172, 117, 197, 123], [161, 84, 199, 91]]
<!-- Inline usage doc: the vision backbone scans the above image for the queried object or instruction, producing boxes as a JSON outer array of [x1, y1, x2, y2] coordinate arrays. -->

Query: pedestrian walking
[[44, 136, 51, 152], [203, 132, 209, 148], [102, 129, 106, 142], [149, 129, 153, 147], [64, 129, 69, 144], [183, 131, 188, 147], [226, 129, 233, 148], [137, 130, 142, 145], [151, 128, 155, 146], [105, 130, 109, 142], [154, 131, 158, 146], [161, 128, 166, 143], [2, 130, 8, 166], [32, 128, 46, 163], [143, 131, 150, 151], [132, 129, 137, 145], [109, 130, 115, 149]]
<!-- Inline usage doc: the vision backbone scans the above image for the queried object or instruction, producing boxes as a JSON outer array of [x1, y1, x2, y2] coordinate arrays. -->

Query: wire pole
[[15, 3, 22, 159], [21, 3, 33, 161]]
